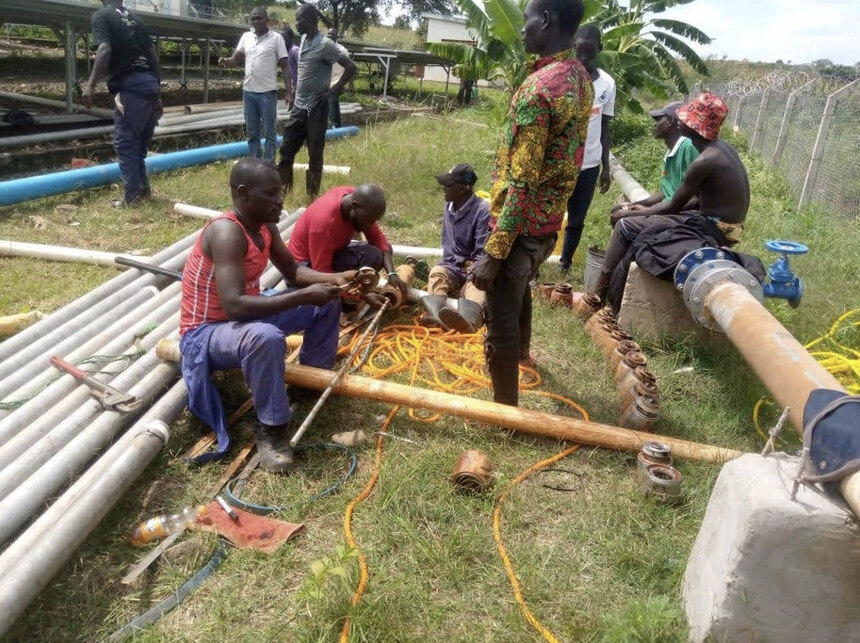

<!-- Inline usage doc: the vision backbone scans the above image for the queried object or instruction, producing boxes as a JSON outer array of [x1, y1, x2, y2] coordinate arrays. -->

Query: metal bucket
[[583, 246, 606, 292]]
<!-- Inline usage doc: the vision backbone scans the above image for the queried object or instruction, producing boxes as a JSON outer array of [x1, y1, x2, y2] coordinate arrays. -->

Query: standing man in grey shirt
[[219, 7, 289, 163], [278, 4, 357, 198]]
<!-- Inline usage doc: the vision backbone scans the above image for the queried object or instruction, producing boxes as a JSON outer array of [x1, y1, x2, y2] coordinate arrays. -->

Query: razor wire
[[707, 75, 860, 219]]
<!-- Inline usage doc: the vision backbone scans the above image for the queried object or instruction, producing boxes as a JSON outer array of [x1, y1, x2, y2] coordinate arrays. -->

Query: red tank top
[[179, 211, 272, 335]]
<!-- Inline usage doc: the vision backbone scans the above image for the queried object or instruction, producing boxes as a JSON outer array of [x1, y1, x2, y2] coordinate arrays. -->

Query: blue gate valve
[[762, 240, 808, 308]]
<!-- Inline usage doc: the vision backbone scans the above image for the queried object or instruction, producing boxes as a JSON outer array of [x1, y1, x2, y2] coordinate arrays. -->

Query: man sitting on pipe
[[591, 93, 750, 308], [419, 163, 490, 333], [179, 158, 354, 472], [288, 184, 408, 306], [610, 101, 699, 214]]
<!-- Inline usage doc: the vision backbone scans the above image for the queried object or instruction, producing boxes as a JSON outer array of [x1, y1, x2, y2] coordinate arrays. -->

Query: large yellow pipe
[[705, 281, 858, 515], [283, 364, 741, 464]]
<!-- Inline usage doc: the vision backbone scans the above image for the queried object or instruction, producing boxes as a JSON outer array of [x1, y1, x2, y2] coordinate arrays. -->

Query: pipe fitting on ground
[[674, 247, 764, 332]]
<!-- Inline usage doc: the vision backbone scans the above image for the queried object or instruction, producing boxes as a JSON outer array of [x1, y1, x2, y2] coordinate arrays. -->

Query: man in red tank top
[[179, 158, 354, 471]]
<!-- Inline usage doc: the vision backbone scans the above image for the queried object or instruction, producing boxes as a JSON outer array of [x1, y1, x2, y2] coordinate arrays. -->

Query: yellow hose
[[753, 309, 860, 438], [338, 319, 584, 642]]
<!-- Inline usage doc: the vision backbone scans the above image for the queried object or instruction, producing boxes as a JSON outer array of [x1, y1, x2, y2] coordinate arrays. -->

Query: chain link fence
[[690, 73, 860, 219]]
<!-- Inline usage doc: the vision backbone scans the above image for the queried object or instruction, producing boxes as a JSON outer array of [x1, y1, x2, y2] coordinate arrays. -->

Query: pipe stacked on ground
[[0, 210, 299, 576], [0, 128, 360, 207]]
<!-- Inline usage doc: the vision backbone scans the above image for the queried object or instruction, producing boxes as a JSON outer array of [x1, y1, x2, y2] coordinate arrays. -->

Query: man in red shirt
[[288, 184, 408, 300], [179, 158, 354, 472]]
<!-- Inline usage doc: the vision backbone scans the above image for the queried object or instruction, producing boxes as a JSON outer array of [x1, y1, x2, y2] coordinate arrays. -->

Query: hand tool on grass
[[115, 256, 183, 281], [50, 355, 142, 413]]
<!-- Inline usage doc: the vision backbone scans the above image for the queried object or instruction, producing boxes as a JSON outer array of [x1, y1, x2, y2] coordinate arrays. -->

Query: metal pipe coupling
[[673, 247, 764, 332]]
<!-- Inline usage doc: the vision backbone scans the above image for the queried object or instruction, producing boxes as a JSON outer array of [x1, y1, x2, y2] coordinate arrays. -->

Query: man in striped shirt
[[179, 158, 354, 471]]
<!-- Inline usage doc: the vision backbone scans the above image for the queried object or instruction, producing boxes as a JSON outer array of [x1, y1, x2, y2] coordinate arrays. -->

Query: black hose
[[108, 539, 230, 641], [115, 256, 183, 281]]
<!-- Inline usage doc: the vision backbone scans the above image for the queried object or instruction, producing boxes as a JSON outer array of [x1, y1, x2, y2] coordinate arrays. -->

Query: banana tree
[[425, 0, 710, 112], [594, 0, 711, 111]]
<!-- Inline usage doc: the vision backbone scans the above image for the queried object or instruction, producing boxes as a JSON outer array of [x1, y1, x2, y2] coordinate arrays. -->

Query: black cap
[[649, 101, 683, 119], [436, 163, 477, 187]]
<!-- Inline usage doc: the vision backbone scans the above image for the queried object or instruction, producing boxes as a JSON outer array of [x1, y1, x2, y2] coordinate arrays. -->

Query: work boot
[[418, 294, 448, 329], [254, 422, 295, 473], [306, 170, 322, 199], [439, 299, 484, 334], [485, 348, 520, 407]]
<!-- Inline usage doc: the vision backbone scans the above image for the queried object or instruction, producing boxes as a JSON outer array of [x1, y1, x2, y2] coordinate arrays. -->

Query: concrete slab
[[682, 453, 860, 642], [617, 262, 726, 346]]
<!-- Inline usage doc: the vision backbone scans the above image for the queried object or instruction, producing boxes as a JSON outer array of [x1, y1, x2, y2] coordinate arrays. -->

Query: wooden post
[[798, 78, 859, 210], [750, 88, 770, 152], [772, 78, 815, 165]]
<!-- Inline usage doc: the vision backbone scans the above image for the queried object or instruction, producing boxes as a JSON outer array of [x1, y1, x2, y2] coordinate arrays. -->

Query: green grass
[[1, 103, 859, 641]]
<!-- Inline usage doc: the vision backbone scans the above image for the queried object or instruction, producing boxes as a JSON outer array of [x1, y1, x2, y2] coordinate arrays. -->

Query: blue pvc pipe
[[0, 127, 360, 207]]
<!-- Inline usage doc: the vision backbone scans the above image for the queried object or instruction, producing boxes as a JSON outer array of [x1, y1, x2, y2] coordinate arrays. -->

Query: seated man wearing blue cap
[[420, 163, 491, 333]]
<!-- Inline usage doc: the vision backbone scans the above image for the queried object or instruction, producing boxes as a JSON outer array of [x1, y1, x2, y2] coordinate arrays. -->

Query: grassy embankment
[[1, 98, 858, 641]]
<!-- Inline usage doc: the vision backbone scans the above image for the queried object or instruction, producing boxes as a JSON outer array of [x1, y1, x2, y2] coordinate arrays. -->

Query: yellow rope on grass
[[753, 309, 860, 439], [338, 319, 587, 642]]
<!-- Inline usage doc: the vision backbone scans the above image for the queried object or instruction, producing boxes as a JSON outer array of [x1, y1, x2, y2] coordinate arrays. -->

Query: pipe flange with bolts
[[674, 248, 763, 332]]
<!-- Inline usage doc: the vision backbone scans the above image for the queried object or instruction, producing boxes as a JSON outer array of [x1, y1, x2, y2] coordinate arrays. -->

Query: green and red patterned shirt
[[485, 50, 593, 259]]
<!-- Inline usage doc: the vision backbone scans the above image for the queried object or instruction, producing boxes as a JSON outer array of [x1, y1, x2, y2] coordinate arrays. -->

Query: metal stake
[[289, 300, 390, 447]]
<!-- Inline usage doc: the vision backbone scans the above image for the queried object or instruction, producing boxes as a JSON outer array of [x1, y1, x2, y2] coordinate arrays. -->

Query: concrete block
[[617, 262, 726, 346], [683, 453, 860, 642]]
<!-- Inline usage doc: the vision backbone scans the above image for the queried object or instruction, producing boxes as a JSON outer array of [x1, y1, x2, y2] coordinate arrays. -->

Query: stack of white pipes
[[0, 207, 303, 636], [0, 103, 364, 148]]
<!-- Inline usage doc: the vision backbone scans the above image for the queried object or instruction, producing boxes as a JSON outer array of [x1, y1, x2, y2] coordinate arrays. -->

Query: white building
[[420, 13, 488, 86]]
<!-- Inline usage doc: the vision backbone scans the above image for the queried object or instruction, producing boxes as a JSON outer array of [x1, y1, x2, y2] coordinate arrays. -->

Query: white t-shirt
[[236, 29, 288, 94], [582, 68, 616, 170]]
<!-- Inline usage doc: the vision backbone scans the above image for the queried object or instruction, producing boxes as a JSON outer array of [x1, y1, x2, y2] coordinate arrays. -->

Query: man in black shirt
[[82, 0, 162, 206]]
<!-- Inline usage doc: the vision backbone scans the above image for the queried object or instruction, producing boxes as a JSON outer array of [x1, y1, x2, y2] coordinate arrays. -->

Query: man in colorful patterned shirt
[[471, 0, 592, 406]]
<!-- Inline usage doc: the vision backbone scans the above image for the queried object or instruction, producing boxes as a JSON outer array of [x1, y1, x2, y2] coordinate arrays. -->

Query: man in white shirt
[[218, 7, 290, 163], [558, 24, 615, 275]]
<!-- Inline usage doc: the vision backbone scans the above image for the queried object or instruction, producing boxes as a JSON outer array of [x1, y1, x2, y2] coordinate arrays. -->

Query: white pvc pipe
[[0, 357, 180, 547], [0, 243, 193, 385], [0, 226, 199, 364], [0, 290, 181, 476], [0, 415, 176, 636], [293, 163, 351, 175], [158, 107, 244, 126], [609, 152, 651, 202], [0, 239, 149, 267], [173, 203, 302, 220], [0, 287, 159, 401]]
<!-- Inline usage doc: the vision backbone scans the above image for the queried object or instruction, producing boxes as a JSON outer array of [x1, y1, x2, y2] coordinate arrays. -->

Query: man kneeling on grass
[[591, 92, 751, 309], [179, 158, 355, 472]]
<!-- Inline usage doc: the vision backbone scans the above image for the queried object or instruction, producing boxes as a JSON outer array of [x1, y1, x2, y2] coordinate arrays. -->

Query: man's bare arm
[[611, 157, 707, 224]]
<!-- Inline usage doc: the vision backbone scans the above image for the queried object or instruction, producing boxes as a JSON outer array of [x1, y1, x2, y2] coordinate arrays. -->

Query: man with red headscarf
[[591, 92, 750, 304]]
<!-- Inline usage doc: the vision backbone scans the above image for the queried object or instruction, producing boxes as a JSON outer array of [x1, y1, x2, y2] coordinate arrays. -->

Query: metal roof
[[0, 0, 247, 41]]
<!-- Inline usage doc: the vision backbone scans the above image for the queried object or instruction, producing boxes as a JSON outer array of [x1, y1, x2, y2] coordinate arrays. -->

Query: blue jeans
[[112, 70, 161, 204], [243, 90, 278, 162], [559, 166, 600, 270], [204, 297, 341, 426]]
